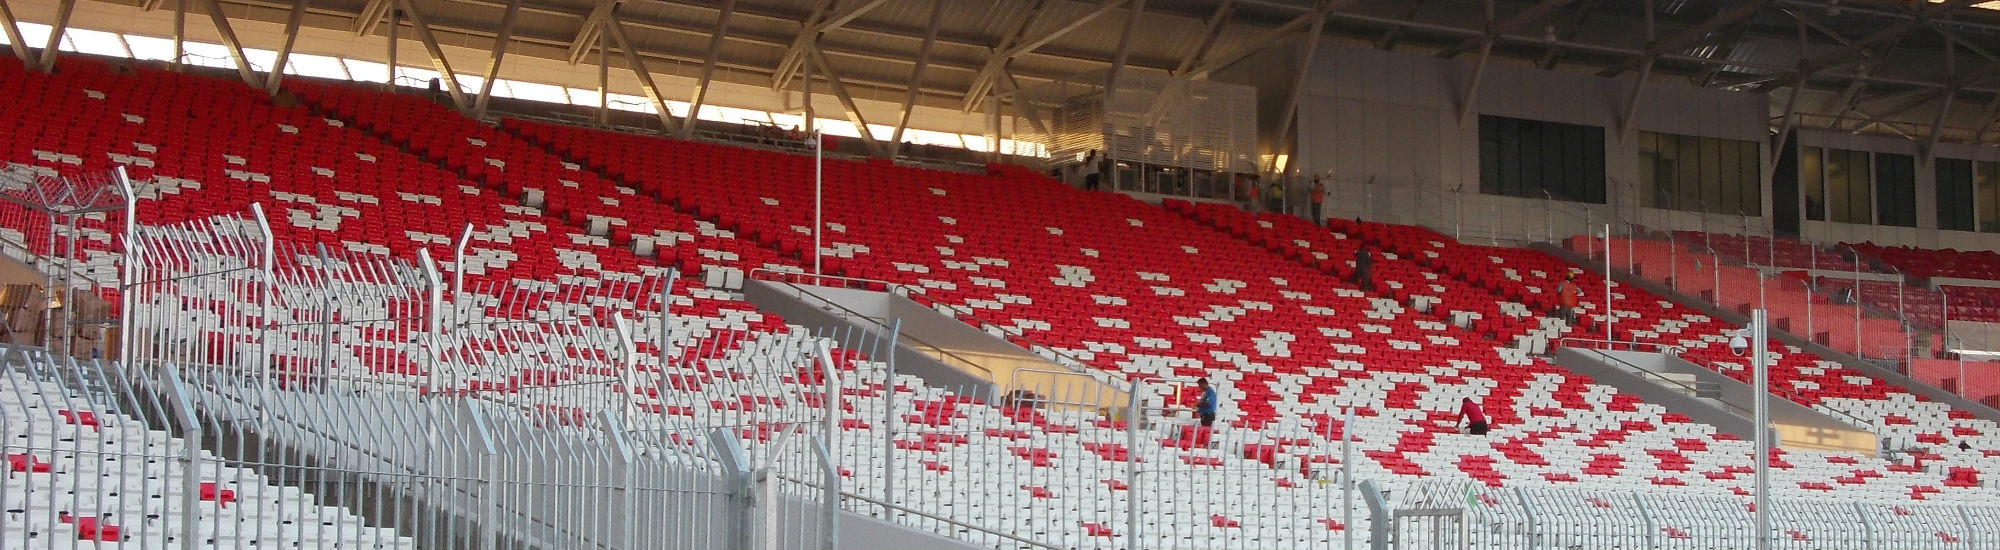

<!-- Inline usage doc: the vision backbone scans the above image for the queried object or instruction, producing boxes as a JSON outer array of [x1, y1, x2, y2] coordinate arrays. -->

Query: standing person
[[1353, 245, 1373, 290], [1456, 397, 1488, 435], [1195, 378, 1220, 428], [1266, 180, 1286, 214], [1309, 177, 1327, 225], [1555, 272, 1584, 325], [1082, 150, 1102, 190]]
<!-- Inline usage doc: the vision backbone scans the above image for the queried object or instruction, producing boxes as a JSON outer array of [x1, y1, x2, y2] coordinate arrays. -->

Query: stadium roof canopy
[[36, 0, 2000, 146]]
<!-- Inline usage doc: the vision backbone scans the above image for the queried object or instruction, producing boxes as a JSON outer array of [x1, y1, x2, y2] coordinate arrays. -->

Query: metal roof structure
[[9, 0, 2000, 150]]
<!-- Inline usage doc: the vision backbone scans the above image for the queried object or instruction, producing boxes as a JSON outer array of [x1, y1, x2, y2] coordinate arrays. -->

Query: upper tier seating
[[1676, 231, 1859, 272], [1582, 235, 1910, 360], [1847, 242, 2000, 281]]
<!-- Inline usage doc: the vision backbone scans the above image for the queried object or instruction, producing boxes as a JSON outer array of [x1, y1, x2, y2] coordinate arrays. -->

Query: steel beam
[[1375, 0, 1429, 51], [1751, 0, 1978, 93], [384, 5, 397, 90], [1184, 0, 1361, 80], [172, 0, 183, 69], [395, 0, 470, 112], [473, 0, 524, 118], [567, 1, 611, 65], [963, 0, 1127, 112], [1693, 19, 1752, 87], [1924, 88, 1956, 161], [354, 0, 393, 36], [0, 0, 33, 67], [1972, 92, 2000, 143], [1619, 58, 1653, 139], [1940, 28, 2000, 63], [198, 0, 262, 87], [1435, 0, 1576, 60], [889, 0, 944, 157], [263, 0, 311, 94], [807, 44, 883, 157], [1459, 40, 1494, 126], [1456, 0, 1497, 126], [603, 12, 681, 134], [596, 25, 608, 125], [772, 0, 888, 90], [1535, 0, 1600, 69], [998, 71, 1048, 135], [1267, 6, 1327, 174], [1174, 0, 1235, 74], [36, 0, 75, 73], [1600, 0, 1774, 78], [1101, 0, 1145, 109], [679, 0, 736, 139]]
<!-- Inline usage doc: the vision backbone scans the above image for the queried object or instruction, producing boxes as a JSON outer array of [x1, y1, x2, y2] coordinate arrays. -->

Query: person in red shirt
[[1309, 177, 1327, 225], [1457, 397, 1488, 435]]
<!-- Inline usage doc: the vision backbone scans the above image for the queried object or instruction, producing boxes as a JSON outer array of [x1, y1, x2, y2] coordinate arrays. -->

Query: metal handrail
[[825, 485, 1067, 550], [748, 271, 995, 383], [1566, 344, 1752, 418], [1555, 337, 1684, 356], [1561, 338, 1876, 429], [747, 268, 1120, 388]]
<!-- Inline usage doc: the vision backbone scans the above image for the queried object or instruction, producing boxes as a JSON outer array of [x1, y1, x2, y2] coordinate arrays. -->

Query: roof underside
[[84, 0, 2000, 144]]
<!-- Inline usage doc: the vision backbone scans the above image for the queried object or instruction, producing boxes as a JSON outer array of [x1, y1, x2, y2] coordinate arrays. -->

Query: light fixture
[[1544, 24, 1559, 43], [1827, 0, 1842, 16]]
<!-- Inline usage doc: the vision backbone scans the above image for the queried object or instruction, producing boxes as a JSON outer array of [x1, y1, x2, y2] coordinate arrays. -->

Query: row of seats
[[10, 53, 2000, 548]]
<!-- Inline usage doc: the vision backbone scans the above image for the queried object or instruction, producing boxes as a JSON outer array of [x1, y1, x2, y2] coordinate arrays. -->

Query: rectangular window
[[1980, 161, 2000, 233], [1824, 148, 1873, 224], [1875, 153, 1916, 227], [1637, 131, 1761, 214], [1803, 146, 1825, 221], [1479, 115, 1606, 203], [1938, 158, 1976, 232]]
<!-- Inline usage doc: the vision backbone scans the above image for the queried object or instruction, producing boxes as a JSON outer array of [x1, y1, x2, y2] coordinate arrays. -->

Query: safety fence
[[1394, 478, 2000, 550], [16, 195, 2000, 550]]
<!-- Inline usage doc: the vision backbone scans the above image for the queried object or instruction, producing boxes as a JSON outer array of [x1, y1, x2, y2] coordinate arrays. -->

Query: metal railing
[[1409, 477, 2000, 550], [747, 268, 1128, 392]]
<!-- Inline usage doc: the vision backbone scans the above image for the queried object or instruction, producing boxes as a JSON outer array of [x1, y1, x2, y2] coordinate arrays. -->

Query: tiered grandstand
[[9, 0, 2000, 548]]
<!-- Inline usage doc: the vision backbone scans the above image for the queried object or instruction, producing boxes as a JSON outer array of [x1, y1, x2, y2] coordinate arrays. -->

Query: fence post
[[814, 337, 843, 549], [709, 429, 757, 550], [1856, 502, 1876, 550], [159, 366, 203, 550], [417, 248, 445, 391], [1635, 492, 1659, 550], [1126, 378, 1143, 550], [598, 410, 637, 550], [880, 319, 900, 508], [1517, 488, 1539, 550], [457, 398, 501, 549], [249, 203, 276, 386]]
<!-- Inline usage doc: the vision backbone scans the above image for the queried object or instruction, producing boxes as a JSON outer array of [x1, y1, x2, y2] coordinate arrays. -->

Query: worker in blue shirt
[[1196, 378, 1219, 427]]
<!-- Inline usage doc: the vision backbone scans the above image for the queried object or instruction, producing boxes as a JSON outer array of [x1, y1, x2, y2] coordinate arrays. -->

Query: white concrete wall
[[1293, 44, 1770, 242]]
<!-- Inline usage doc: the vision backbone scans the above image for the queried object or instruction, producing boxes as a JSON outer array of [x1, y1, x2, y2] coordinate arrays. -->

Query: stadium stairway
[[1536, 241, 2000, 432]]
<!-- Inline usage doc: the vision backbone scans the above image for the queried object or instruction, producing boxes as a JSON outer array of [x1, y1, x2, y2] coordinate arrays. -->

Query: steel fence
[[11, 201, 1998, 550]]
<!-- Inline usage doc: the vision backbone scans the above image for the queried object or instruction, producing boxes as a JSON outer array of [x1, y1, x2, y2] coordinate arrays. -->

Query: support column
[[0, 0, 33, 67]]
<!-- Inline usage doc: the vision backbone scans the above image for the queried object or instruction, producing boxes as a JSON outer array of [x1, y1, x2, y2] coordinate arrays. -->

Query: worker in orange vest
[[1555, 272, 1583, 325]]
